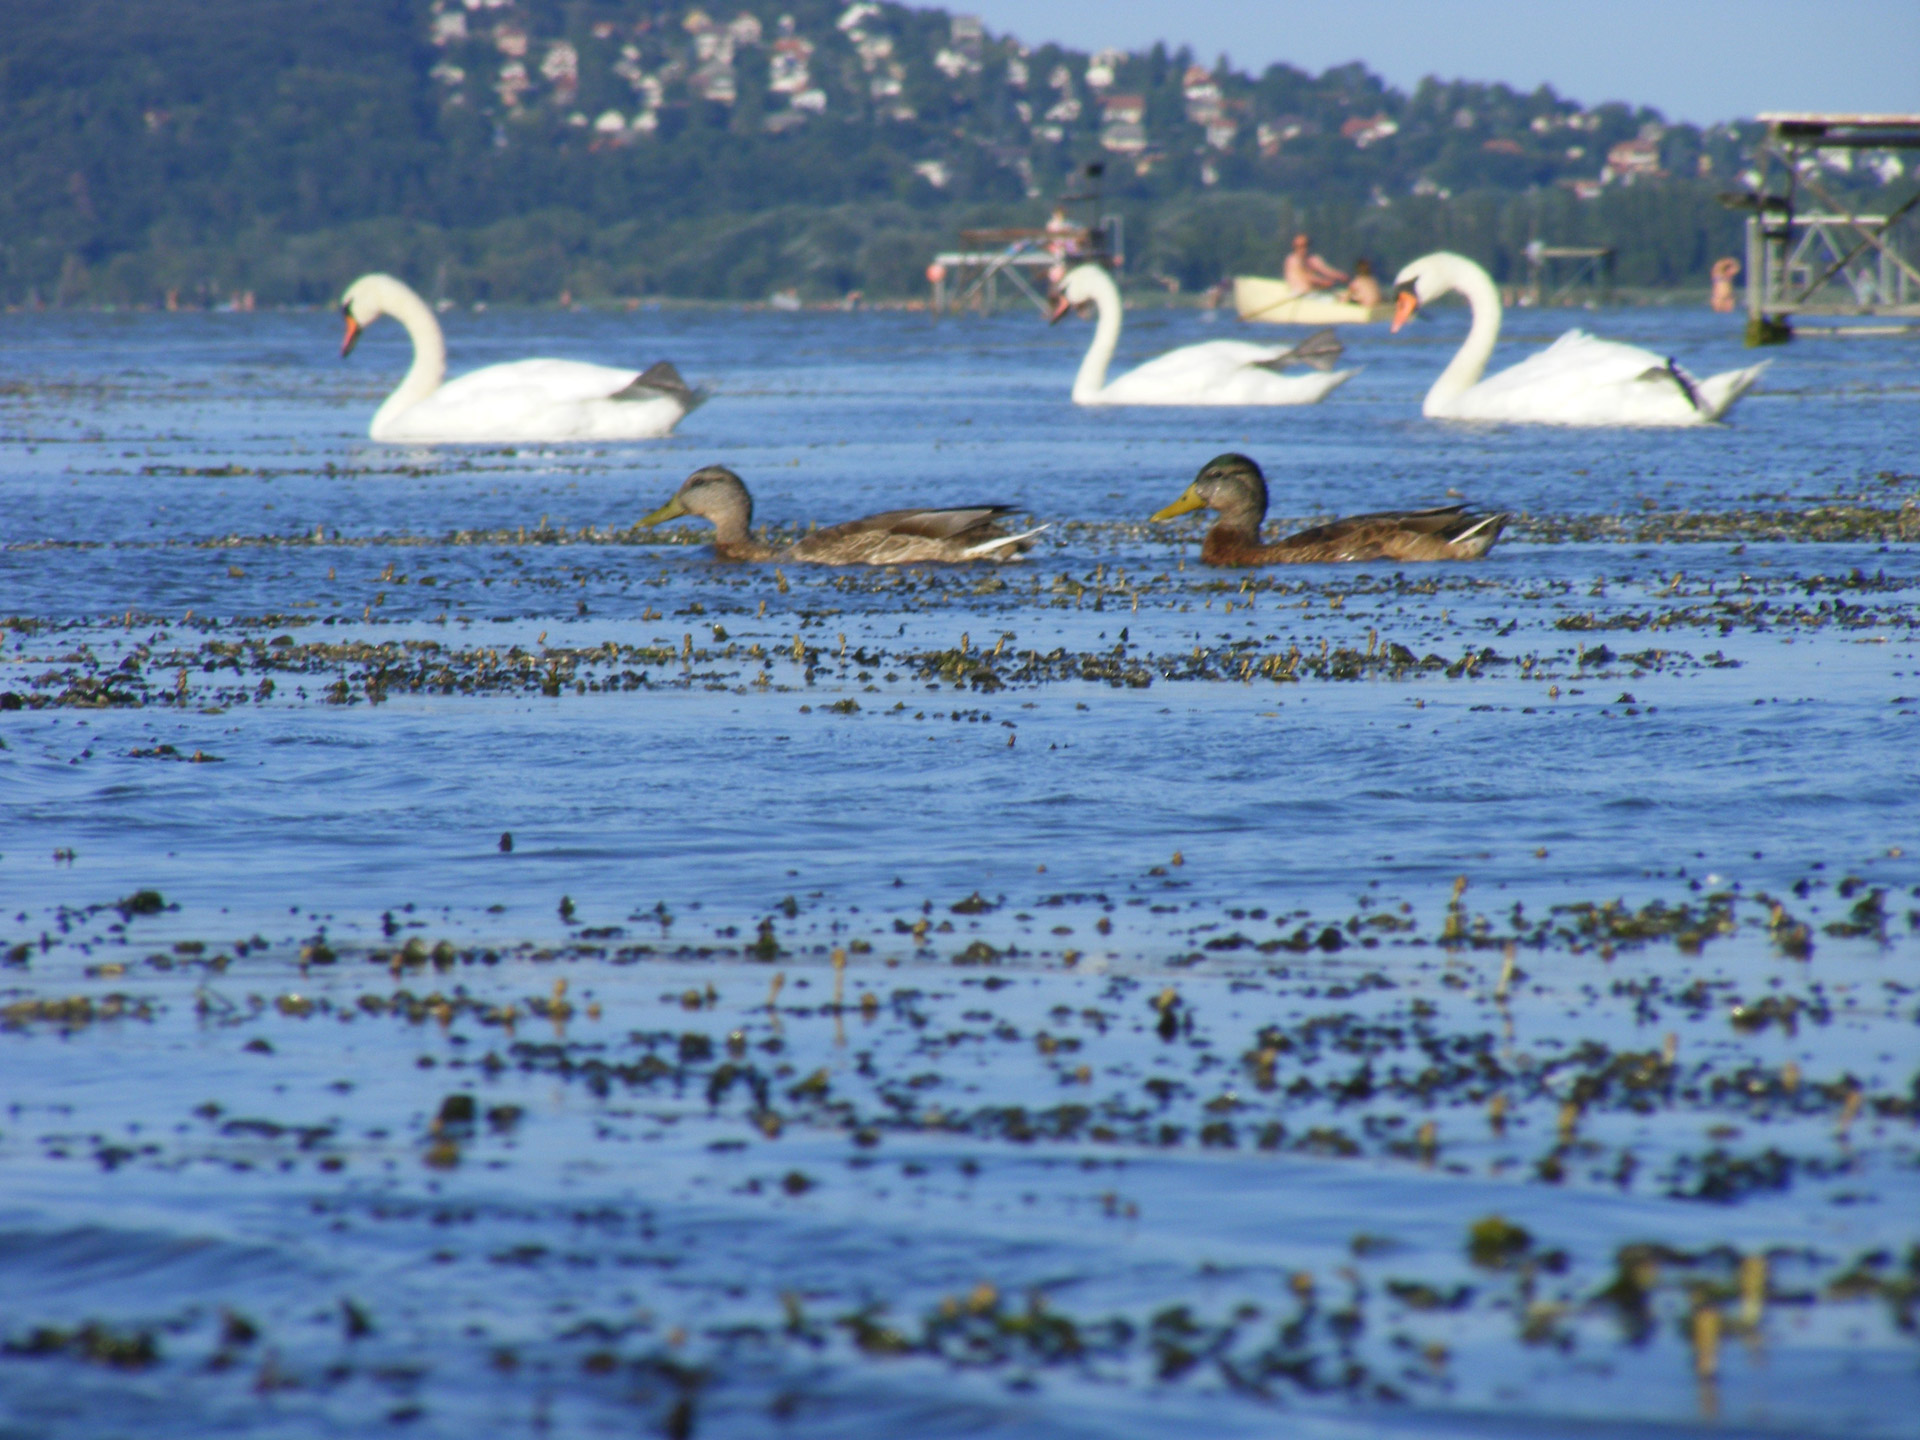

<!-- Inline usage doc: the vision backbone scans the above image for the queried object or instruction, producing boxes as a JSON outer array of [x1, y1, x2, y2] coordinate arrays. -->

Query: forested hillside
[[1, 0, 1902, 304]]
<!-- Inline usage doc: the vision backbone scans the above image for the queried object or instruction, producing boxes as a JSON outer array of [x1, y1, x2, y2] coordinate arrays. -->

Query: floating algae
[[2, 301, 1917, 1439]]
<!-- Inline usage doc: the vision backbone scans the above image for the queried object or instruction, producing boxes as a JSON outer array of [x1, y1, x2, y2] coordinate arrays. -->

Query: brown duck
[[1151, 453, 1507, 565], [638, 465, 1045, 565]]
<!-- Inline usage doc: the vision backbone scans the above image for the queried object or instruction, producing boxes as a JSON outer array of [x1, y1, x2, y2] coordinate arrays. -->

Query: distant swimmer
[[1045, 206, 1081, 262], [1284, 233, 1348, 295], [1345, 258, 1382, 307], [1710, 257, 1740, 314]]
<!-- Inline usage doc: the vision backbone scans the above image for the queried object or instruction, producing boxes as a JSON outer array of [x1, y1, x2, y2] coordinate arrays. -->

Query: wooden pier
[[1743, 113, 1920, 343]]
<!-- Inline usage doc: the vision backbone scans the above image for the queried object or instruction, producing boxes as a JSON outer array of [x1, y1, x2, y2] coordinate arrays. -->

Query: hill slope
[[1, 0, 1885, 303]]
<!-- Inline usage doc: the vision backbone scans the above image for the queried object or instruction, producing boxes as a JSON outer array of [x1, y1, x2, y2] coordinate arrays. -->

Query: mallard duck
[[637, 466, 1046, 566], [1151, 454, 1507, 565]]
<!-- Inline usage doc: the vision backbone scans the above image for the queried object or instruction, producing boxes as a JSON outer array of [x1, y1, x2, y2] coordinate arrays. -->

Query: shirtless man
[[1283, 233, 1347, 294]]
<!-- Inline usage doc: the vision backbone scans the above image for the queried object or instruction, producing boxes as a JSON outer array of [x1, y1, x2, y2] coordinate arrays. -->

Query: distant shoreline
[[0, 287, 1754, 315]]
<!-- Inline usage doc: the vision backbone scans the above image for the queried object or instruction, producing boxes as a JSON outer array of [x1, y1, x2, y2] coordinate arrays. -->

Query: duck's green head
[[1151, 453, 1269, 529]]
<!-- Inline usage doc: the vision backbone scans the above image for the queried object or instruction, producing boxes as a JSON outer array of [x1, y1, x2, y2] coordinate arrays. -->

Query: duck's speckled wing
[[784, 506, 1033, 566], [1270, 505, 1507, 562], [824, 506, 1017, 541]]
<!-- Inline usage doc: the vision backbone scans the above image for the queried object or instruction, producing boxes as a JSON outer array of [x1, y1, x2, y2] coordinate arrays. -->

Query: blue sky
[[952, 0, 1920, 125]]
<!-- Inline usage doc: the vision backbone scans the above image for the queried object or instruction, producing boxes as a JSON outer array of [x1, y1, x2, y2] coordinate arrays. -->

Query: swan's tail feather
[[1256, 328, 1344, 373], [1291, 367, 1360, 403], [617, 361, 707, 412], [1642, 358, 1704, 412], [961, 524, 1049, 561], [1695, 360, 1769, 421]]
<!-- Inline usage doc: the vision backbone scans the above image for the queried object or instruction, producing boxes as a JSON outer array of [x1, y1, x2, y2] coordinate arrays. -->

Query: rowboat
[[1233, 275, 1393, 325]]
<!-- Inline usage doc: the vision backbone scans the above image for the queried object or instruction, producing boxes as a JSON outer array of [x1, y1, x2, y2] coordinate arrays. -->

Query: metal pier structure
[[1523, 241, 1615, 306], [929, 217, 1124, 317], [1744, 113, 1920, 343], [929, 160, 1122, 316], [929, 231, 1060, 316]]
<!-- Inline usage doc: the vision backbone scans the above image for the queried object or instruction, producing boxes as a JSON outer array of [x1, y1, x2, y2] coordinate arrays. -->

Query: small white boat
[[1233, 276, 1392, 325]]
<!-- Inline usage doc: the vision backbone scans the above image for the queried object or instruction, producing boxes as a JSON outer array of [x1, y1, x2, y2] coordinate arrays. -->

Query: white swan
[[1049, 265, 1355, 406], [1390, 252, 1765, 426], [338, 274, 702, 443]]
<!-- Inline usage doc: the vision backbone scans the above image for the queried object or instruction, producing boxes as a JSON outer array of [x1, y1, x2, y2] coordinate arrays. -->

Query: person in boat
[[1284, 233, 1347, 295], [1345, 258, 1382, 307]]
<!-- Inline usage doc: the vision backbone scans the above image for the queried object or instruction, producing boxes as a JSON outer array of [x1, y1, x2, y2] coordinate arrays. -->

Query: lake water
[[2, 299, 1918, 1438]]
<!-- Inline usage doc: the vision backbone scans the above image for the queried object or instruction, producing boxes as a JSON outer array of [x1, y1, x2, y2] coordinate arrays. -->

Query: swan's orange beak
[[1390, 287, 1419, 334], [340, 312, 363, 358], [1047, 294, 1072, 324]]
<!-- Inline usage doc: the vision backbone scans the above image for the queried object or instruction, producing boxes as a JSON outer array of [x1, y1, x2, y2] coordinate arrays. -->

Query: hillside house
[[1101, 94, 1147, 154], [1085, 49, 1124, 91], [692, 59, 737, 103], [1341, 113, 1398, 148], [1183, 67, 1222, 126], [769, 37, 813, 93], [1602, 137, 1663, 183]]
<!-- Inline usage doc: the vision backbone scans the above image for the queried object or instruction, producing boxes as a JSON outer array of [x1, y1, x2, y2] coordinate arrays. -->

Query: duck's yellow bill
[[1150, 488, 1206, 522], [638, 495, 688, 527]]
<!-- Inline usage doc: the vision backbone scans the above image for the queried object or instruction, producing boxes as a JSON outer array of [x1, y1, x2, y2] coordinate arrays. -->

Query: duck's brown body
[[641, 468, 1041, 566], [1201, 504, 1506, 566], [1158, 454, 1506, 566], [785, 507, 1027, 566]]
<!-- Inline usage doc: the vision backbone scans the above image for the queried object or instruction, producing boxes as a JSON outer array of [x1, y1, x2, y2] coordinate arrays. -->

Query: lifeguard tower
[[1742, 113, 1920, 343]]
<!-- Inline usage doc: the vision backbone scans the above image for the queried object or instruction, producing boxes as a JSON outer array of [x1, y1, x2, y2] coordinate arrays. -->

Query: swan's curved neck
[[1072, 270, 1123, 403], [1425, 255, 1502, 416], [366, 278, 447, 435]]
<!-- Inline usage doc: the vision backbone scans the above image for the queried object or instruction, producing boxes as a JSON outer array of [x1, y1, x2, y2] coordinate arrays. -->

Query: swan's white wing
[[1473, 330, 1666, 396], [1450, 330, 1718, 425], [383, 358, 692, 441], [434, 359, 645, 408], [1100, 340, 1349, 405]]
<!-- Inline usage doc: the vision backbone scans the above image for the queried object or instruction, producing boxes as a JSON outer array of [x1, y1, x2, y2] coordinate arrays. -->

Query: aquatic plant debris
[[2, 304, 1917, 1438]]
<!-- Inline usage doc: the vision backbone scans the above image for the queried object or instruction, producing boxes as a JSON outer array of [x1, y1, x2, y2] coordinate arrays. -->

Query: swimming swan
[[1390, 252, 1765, 426], [339, 274, 703, 442], [1050, 265, 1355, 406]]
